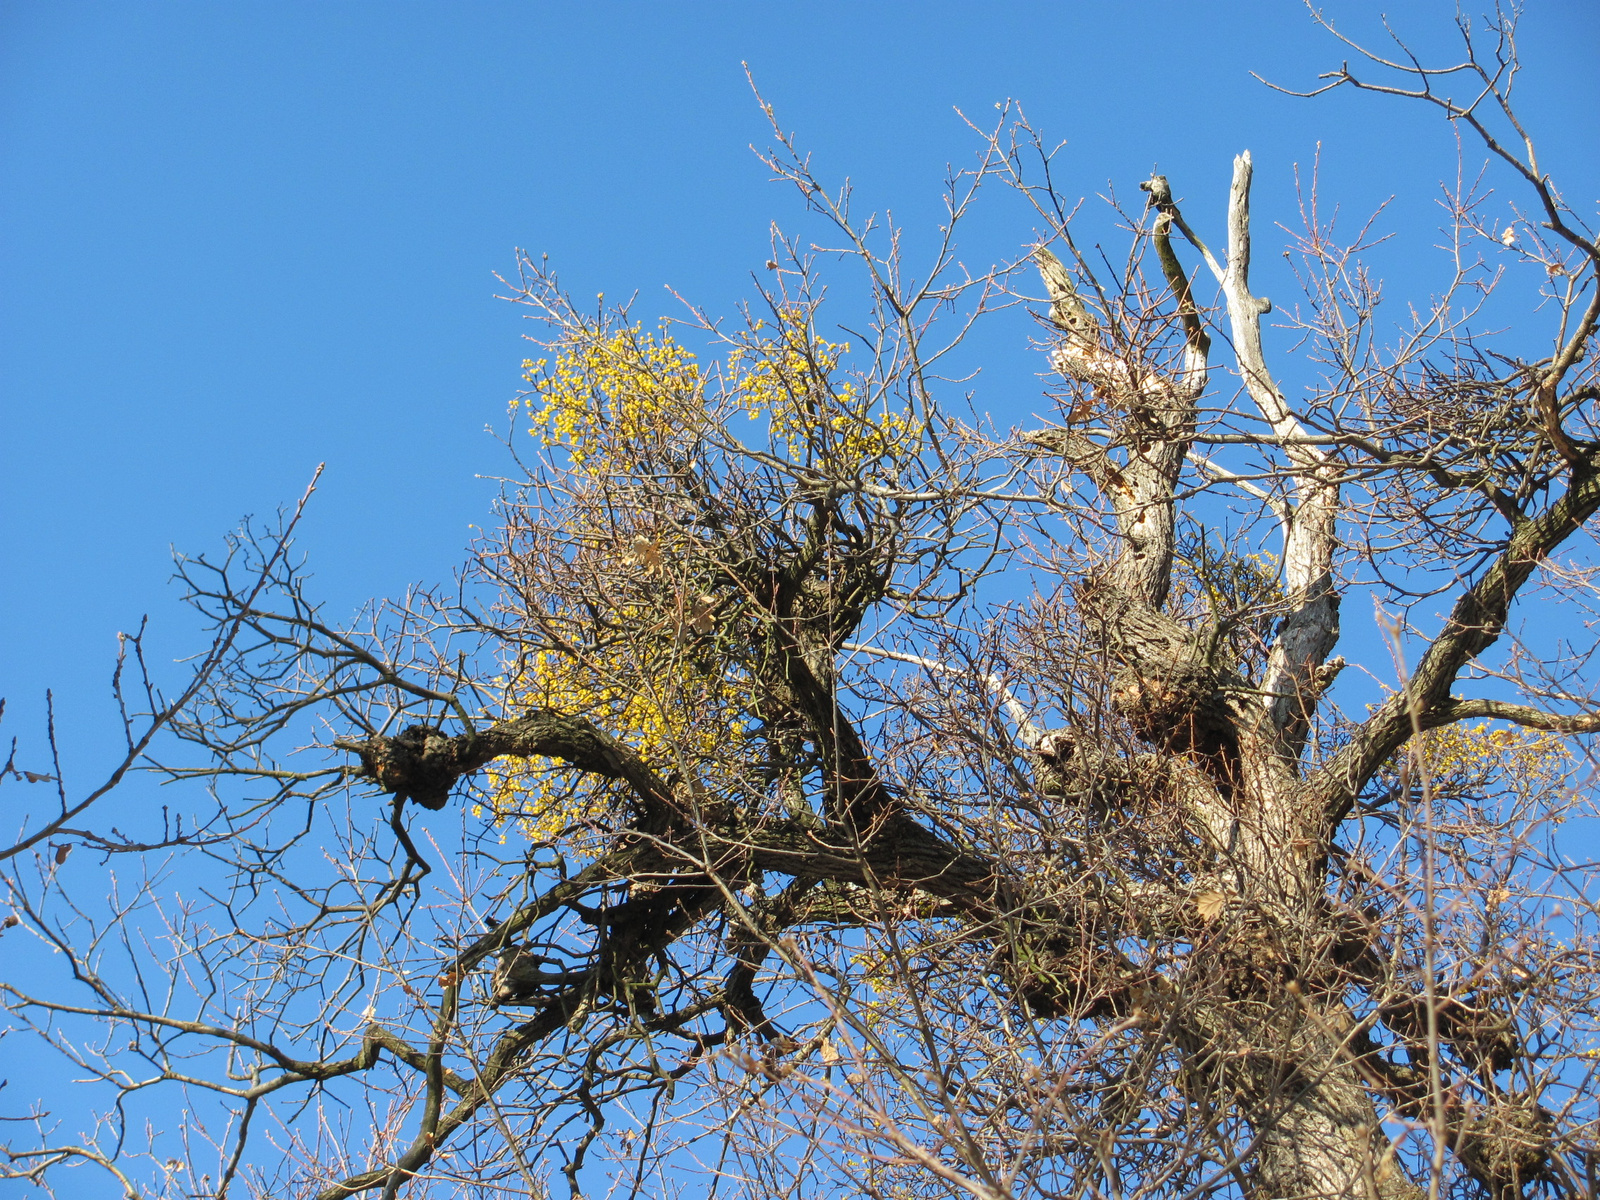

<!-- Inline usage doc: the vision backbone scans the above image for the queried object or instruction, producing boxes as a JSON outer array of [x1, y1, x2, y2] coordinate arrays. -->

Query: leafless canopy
[[6, 9, 1600, 1200]]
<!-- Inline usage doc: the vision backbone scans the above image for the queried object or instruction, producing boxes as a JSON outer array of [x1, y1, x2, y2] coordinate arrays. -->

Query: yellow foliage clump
[[487, 307, 921, 848], [1401, 721, 1570, 798], [487, 640, 756, 849], [519, 308, 918, 472], [520, 320, 702, 466], [726, 309, 920, 469]]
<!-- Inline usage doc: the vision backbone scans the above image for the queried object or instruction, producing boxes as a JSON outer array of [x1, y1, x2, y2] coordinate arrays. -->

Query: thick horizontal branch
[[337, 710, 674, 817], [744, 815, 1001, 913], [1308, 459, 1600, 823], [364, 1023, 470, 1095], [1431, 697, 1600, 735]]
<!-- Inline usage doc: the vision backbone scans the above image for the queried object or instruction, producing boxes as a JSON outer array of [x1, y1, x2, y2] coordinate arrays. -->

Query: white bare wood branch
[[1222, 152, 1342, 749], [840, 642, 1045, 750]]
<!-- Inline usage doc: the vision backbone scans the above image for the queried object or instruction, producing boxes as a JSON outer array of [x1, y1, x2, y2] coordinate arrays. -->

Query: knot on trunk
[[1113, 667, 1236, 760], [1457, 1099, 1553, 1199], [1381, 992, 1523, 1073], [1031, 737, 1169, 817], [492, 946, 585, 1006], [349, 724, 461, 810], [1076, 581, 1243, 768], [995, 906, 1151, 1020], [1030, 729, 1093, 799], [1004, 938, 1122, 1018]]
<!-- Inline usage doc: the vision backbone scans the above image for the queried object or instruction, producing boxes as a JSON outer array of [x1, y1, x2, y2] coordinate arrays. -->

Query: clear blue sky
[[3, 0, 1597, 772]]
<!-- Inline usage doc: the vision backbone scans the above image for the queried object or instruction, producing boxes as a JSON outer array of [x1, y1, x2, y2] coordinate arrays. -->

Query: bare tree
[[6, 9, 1600, 1200]]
